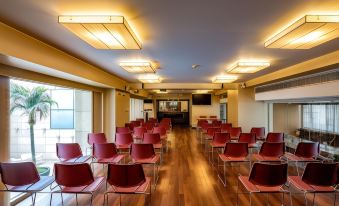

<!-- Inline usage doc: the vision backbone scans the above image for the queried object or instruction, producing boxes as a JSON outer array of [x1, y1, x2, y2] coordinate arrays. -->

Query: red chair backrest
[[224, 142, 248, 158], [197, 120, 208, 127], [212, 132, 230, 144], [88, 133, 107, 145], [54, 163, 94, 187], [302, 162, 338, 186], [56, 143, 83, 161], [136, 118, 144, 124], [93, 143, 118, 159], [212, 120, 222, 127], [148, 118, 157, 123], [153, 126, 167, 136], [238, 133, 256, 144], [209, 115, 217, 118], [201, 122, 213, 130], [133, 127, 147, 138], [199, 115, 207, 118], [259, 142, 285, 157], [249, 163, 288, 186], [0, 162, 40, 186], [130, 143, 155, 159], [251, 127, 265, 139], [115, 133, 133, 145], [116, 127, 131, 134], [125, 123, 134, 131], [207, 127, 221, 136], [295, 142, 319, 158], [144, 122, 155, 131], [107, 164, 146, 187], [266, 132, 284, 143], [229, 127, 242, 138], [159, 122, 170, 131], [130, 121, 141, 127], [160, 118, 171, 125], [221, 123, 232, 132], [143, 133, 161, 144]]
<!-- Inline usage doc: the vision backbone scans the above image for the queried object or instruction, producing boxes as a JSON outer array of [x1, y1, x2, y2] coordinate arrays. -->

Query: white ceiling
[[0, 0, 338, 83]]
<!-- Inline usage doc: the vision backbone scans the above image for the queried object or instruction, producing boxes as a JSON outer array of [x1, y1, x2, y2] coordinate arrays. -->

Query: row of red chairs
[[0, 162, 151, 206]]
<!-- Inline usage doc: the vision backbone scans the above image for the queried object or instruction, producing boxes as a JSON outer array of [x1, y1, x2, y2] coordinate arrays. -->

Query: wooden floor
[[18, 127, 338, 206]]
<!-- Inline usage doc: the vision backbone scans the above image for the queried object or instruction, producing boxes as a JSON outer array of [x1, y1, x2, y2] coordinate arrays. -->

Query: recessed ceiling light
[[212, 75, 238, 83], [58, 15, 141, 49], [119, 61, 156, 73], [227, 61, 270, 73], [195, 90, 212, 94], [265, 15, 339, 49], [139, 75, 161, 83]]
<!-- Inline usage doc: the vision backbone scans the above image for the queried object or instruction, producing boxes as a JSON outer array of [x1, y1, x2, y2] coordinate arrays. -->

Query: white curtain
[[302, 104, 339, 133], [130, 98, 144, 121]]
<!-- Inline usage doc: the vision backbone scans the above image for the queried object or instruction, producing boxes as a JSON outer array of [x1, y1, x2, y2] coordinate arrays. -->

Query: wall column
[[92, 91, 103, 133], [0, 75, 10, 205]]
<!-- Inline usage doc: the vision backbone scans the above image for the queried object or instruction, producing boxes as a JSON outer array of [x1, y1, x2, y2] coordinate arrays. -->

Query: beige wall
[[104, 89, 115, 142], [273, 103, 300, 135], [238, 87, 268, 132], [115, 91, 130, 128], [191, 94, 220, 126], [0, 76, 10, 205], [227, 90, 239, 127], [92, 91, 103, 133]]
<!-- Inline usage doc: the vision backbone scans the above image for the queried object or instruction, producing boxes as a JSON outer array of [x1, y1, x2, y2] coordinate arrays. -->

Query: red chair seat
[[284, 152, 317, 162], [108, 177, 151, 193], [116, 144, 131, 149], [64, 155, 91, 163], [153, 143, 163, 149], [248, 143, 258, 148], [133, 154, 160, 164], [219, 154, 248, 162], [160, 135, 167, 140], [96, 154, 125, 164], [252, 154, 282, 162], [239, 176, 284, 193], [7, 176, 54, 192], [61, 177, 105, 193], [210, 142, 226, 148], [288, 176, 335, 192]]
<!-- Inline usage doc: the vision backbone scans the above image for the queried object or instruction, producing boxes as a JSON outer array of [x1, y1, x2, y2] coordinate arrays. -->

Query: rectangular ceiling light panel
[[212, 75, 237, 83], [120, 62, 155, 73], [139, 75, 161, 83], [59, 16, 141, 49], [265, 15, 339, 49], [228, 61, 270, 73]]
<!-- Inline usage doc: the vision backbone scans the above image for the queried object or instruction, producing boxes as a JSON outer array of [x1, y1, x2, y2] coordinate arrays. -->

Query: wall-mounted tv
[[144, 99, 153, 104], [192, 94, 211, 105]]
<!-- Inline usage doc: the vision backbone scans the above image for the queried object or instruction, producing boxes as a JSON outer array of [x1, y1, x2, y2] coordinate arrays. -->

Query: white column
[[0, 75, 10, 205]]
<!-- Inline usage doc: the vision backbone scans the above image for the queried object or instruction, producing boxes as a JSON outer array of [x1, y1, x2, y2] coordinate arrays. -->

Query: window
[[50, 89, 74, 129], [302, 104, 339, 133], [130, 98, 144, 121]]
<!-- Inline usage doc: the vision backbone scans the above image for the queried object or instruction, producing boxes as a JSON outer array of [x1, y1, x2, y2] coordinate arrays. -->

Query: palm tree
[[10, 83, 57, 163]]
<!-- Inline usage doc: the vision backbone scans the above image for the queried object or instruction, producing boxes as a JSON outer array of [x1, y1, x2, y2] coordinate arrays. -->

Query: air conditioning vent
[[255, 69, 339, 93]]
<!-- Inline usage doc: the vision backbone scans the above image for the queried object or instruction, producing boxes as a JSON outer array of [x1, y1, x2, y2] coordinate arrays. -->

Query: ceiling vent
[[255, 69, 339, 93]]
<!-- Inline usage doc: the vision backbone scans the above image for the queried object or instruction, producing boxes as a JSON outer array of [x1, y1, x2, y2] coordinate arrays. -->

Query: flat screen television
[[192, 94, 211, 105]]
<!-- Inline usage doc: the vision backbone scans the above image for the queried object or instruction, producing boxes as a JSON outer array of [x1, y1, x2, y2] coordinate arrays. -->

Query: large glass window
[[302, 104, 339, 133], [9, 79, 92, 200], [130, 98, 144, 121]]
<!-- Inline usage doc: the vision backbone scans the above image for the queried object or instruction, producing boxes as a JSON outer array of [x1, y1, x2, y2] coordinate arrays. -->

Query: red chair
[[88, 133, 107, 145], [229, 127, 242, 140], [204, 127, 221, 153], [199, 115, 207, 118], [218, 142, 250, 186], [252, 142, 285, 162], [237, 163, 290, 206], [284, 142, 320, 175], [0, 162, 54, 206], [136, 118, 145, 124], [153, 126, 169, 152], [209, 115, 217, 119], [56, 143, 90, 163], [115, 132, 134, 150], [208, 132, 231, 165], [196, 119, 208, 137], [288, 162, 338, 206], [92, 143, 125, 167], [250, 127, 265, 141], [221, 123, 232, 132], [212, 120, 222, 127], [104, 164, 151, 206], [143, 133, 163, 162], [130, 143, 160, 188], [148, 117, 157, 123], [116, 127, 131, 134], [51, 163, 104, 206], [133, 127, 147, 142], [144, 122, 155, 132], [266, 132, 284, 143], [125, 123, 134, 131], [238, 133, 257, 148], [200, 122, 213, 143]]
